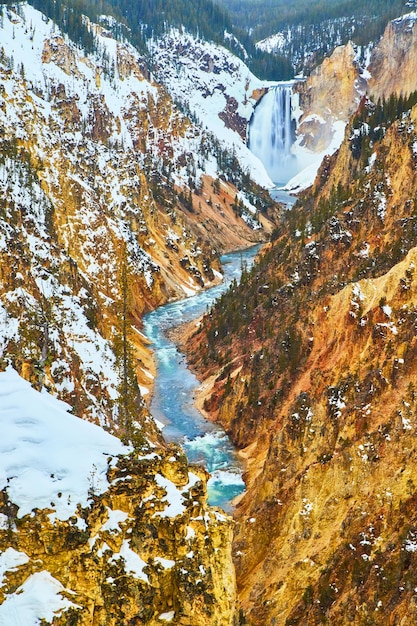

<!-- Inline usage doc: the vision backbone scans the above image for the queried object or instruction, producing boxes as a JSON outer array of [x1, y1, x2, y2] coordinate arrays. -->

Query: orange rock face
[[295, 42, 366, 152], [368, 13, 417, 100], [185, 89, 417, 624]]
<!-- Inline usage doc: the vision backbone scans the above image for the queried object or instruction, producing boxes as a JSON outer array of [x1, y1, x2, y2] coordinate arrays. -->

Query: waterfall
[[249, 83, 297, 185]]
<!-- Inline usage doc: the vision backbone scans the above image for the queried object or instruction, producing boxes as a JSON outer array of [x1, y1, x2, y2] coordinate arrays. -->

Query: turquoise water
[[143, 245, 261, 510]]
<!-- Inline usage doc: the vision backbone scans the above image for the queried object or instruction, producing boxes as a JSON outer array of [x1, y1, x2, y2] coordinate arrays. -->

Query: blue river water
[[143, 245, 261, 510]]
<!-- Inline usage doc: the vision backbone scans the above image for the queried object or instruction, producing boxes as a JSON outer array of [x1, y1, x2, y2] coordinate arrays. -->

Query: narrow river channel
[[143, 244, 261, 511]]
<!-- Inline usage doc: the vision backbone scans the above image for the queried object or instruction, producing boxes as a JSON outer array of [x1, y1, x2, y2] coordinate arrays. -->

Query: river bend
[[143, 245, 260, 510]]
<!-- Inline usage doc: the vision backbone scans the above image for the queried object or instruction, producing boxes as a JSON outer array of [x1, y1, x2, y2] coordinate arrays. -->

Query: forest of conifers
[[217, 0, 415, 72], [4, 0, 415, 80], [14, 0, 290, 79], [217, 0, 409, 39]]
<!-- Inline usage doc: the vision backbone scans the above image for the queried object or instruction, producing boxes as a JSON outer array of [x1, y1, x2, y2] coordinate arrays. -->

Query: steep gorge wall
[[294, 42, 366, 152], [292, 12, 417, 163], [368, 11, 417, 100], [184, 64, 417, 626]]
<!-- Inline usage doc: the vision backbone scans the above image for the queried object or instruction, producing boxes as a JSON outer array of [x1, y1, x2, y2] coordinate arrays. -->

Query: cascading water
[[249, 83, 297, 185]]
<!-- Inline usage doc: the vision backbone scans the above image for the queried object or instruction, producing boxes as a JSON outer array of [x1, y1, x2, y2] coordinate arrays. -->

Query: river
[[143, 245, 261, 511], [270, 186, 298, 206]]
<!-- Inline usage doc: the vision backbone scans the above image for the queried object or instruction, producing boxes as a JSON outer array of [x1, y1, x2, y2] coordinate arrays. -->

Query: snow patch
[[110, 540, 149, 582], [0, 548, 29, 585], [0, 571, 79, 625], [0, 367, 129, 520]]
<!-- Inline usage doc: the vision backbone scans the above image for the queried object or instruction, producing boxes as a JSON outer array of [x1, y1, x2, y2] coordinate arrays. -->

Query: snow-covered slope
[[0, 3, 274, 428], [0, 367, 128, 521], [149, 28, 274, 187]]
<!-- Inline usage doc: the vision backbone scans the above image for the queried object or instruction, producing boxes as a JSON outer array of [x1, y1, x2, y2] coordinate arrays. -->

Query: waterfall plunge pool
[[270, 187, 298, 207], [143, 245, 261, 511]]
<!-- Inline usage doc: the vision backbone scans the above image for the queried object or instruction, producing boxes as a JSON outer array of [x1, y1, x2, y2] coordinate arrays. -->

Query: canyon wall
[[0, 4, 276, 428], [294, 42, 366, 152], [185, 14, 417, 624], [368, 11, 417, 100], [3, 4, 417, 625], [293, 12, 417, 167], [0, 4, 280, 623]]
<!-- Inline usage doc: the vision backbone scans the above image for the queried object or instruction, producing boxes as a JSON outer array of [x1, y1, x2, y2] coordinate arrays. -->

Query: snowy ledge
[[0, 367, 129, 521]]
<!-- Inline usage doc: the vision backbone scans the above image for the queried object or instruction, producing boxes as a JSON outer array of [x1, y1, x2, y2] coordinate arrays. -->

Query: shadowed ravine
[[143, 245, 261, 510]]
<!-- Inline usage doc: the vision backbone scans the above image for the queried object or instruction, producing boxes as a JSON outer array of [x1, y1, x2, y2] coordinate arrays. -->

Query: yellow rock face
[[295, 42, 365, 152], [0, 447, 237, 625], [184, 98, 417, 624], [295, 14, 417, 156], [369, 14, 417, 100]]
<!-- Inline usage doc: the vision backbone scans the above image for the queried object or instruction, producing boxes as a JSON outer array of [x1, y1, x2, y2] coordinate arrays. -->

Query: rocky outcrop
[[4, 458, 237, 626], [218, 94, 247, 139], [294, 42, 366, 152], [42, 35, 84, 77], [0, 370, 236, 626], [368, 11, 417, 100]]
